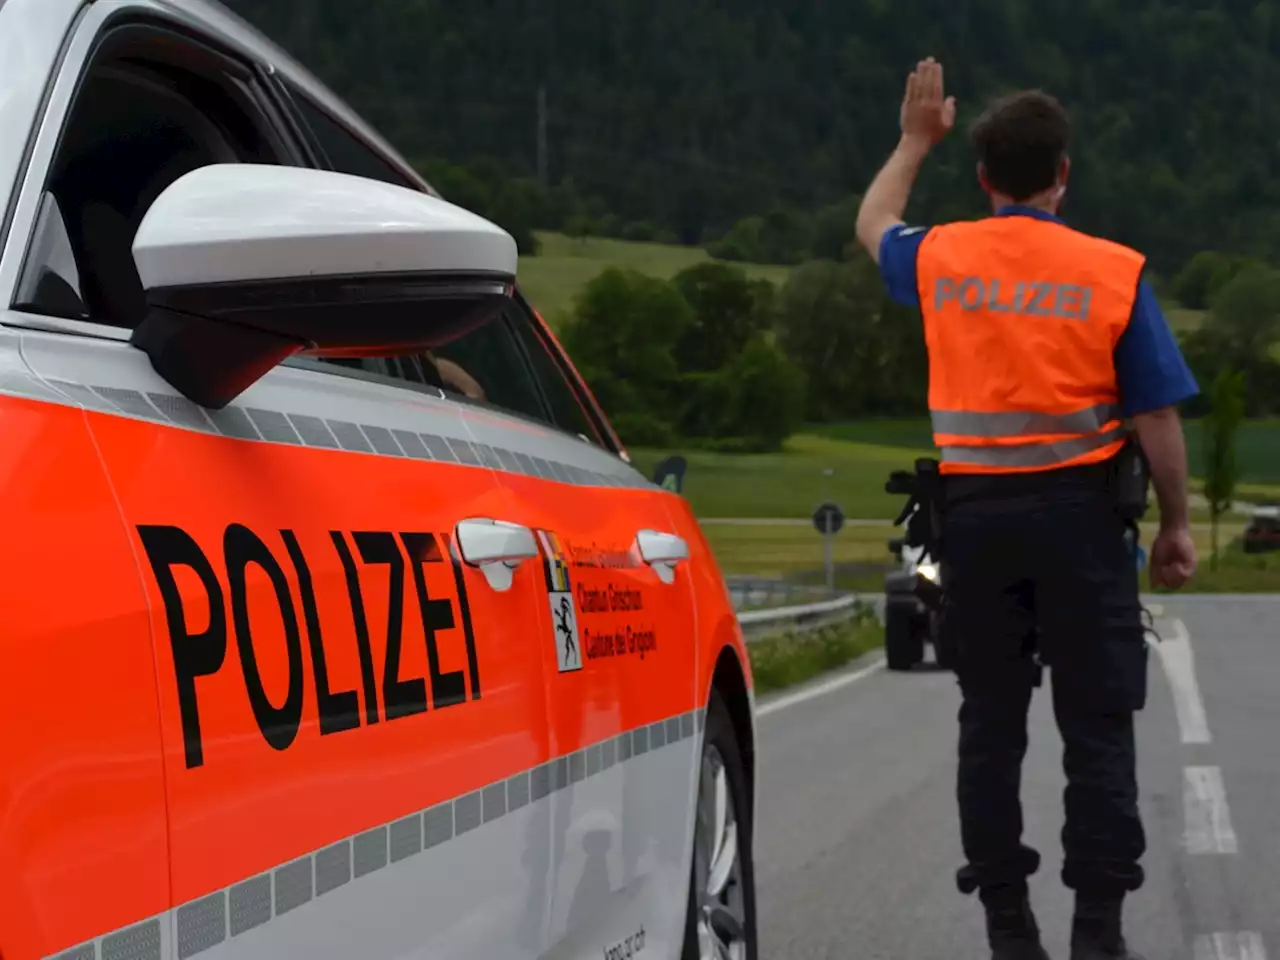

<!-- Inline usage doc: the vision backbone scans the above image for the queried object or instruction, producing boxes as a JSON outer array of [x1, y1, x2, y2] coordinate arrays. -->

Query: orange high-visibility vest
[[915, 215, 1144, 475]]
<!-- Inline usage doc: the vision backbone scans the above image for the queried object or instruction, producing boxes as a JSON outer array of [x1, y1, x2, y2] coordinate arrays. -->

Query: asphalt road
[[752, 595, 1280, 960]]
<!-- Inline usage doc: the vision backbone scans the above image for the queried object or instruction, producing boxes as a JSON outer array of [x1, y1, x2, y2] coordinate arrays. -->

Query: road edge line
[[755, 656, 886, 718]]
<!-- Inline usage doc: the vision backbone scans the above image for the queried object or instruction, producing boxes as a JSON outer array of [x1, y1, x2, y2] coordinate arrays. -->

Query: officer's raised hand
[[900, 57, 957, 149]]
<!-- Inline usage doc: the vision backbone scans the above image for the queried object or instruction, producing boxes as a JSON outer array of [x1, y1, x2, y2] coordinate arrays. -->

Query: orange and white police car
[[0, 1, 758, 958]]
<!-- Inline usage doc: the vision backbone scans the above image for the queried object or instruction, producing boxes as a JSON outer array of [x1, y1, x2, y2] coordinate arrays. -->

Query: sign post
[[812, 501, 845, 594]]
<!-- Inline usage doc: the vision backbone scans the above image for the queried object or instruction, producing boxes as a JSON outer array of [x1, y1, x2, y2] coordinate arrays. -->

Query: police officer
[[855, 59, 1199, 960]]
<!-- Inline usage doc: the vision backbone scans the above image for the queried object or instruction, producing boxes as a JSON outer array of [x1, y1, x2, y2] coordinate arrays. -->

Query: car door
[[0, 328, 172, 960], [7, 8, 554, 959], [422, 294, 704, 959]]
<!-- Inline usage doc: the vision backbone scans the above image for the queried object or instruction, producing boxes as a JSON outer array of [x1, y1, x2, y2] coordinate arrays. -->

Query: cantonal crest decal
[[536, 530, 581, 673]]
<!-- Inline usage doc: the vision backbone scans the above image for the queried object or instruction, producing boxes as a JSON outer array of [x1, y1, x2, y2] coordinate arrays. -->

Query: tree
[[775, 259, 872, 420], [1206, 262, 1280, 366], [810, 195, 861, 261], [717, 335, 806, 452], [1202, 366, 1247, 570], [679, 336, 806, 451], [707, 216, 766, 264], [669, 262, 770, 373], [775, 251, 927, 420], [559, 267, 694, 446], [1172, 251, 1241, 310]]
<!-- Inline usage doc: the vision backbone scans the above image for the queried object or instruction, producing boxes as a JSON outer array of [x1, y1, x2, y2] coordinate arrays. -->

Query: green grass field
[[632, 420, 1280, 522], [699, 514, 1245, 575], [700, 515, 1275, 593], [518, 232, 793, 327], [631, 433, 919, 519]]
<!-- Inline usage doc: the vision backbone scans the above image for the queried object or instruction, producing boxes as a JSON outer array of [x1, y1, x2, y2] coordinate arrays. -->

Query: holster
[[1107, 432, 1151, 522], [913, 457, 945, 560]]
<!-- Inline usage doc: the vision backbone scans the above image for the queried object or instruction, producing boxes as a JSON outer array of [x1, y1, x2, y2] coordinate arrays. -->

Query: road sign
[[813, 501, 844, 593], [652, 455, 688, 494], [812, 502, 845, 536]]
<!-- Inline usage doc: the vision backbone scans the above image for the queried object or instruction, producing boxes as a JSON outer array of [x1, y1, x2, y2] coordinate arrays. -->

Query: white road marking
[[755, 657, 886, 717], [1184, 766, 1238, 854], [1194, 932, 1268, 959], [1153, 618, 1212, 744]]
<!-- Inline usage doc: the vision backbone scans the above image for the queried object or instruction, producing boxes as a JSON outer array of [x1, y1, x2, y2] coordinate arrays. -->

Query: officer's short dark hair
[[968, 90, 1070, 202]]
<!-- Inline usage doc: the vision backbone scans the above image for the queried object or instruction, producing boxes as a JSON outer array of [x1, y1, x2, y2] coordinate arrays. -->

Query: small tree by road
[[1202, 366, 1247, 569]]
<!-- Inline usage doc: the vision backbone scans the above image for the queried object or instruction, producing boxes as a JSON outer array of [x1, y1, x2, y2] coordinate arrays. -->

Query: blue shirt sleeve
[[877, 224, 930, 306], [1113, 279, 1201, 416]]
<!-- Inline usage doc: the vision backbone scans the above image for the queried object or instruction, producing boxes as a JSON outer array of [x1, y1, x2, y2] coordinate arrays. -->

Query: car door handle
[[455, 518, 539, 593], [636, 529, 689, 585]]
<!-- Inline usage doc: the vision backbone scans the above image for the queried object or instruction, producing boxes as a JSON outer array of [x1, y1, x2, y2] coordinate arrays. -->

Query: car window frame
[[502, 294, 610, 447], [3, 9, 311, 339], [509, 292, 625, 454], [271, 76, 435, 194]]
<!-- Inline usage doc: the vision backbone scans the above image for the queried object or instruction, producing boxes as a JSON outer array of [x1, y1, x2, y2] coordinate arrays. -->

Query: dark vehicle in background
[[1244, 503, 1280, 554], [883, 466, 954, 672]]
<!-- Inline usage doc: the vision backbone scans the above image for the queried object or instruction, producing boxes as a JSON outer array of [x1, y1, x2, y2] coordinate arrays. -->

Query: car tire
[[885, 597, 923, 671], [682, 689, 758, 960]]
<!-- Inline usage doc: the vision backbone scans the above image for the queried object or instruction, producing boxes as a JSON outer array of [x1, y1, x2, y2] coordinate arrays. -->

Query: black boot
[[982, 887, 1052, 960], [1070, 897, 1146, 960]]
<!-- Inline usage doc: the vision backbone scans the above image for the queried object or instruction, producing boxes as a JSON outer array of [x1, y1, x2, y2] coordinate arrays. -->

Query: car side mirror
[[129, 163, 517, 409]]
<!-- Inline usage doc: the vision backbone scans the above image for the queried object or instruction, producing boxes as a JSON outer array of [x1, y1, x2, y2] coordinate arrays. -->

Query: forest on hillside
[[225, 0, 1280, 275]]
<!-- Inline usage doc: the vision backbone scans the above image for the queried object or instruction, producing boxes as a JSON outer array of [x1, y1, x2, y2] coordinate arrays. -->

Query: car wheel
[[885, 597, 923, 671], [682, 689, 757, 960]]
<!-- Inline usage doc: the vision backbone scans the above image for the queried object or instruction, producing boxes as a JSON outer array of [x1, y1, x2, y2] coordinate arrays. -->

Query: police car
[[0, 1, 758, 958]]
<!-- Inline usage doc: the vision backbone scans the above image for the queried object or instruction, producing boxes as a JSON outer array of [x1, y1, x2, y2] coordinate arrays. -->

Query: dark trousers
[[942, 469, 1148, 901]]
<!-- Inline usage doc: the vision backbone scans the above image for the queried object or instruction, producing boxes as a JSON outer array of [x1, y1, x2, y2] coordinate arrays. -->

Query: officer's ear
[[1058, 155, 1072, 187], [976, 162, 992, 195]]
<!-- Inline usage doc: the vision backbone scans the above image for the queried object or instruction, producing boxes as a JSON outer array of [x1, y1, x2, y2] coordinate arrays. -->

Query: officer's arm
[[1132, 408, 1191, 530], [856, 137, 932, 264], [1115, 280, 1201, 531]]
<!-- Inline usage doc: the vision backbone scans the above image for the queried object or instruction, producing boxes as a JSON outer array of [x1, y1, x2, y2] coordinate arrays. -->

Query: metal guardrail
[[725, 575, 830, 612], [734, 591, 884, 640]]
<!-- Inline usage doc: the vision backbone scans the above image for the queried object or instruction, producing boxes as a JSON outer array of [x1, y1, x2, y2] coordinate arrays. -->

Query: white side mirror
[[129, 163, 518, 409]]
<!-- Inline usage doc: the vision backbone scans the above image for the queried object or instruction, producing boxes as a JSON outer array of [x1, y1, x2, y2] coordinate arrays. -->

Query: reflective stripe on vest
[[931, 402, 1123, 440], [940, 426, 1128, 469]]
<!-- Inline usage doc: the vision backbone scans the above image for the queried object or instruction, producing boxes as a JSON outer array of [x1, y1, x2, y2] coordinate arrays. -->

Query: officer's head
[[969, 90, 1071, 213]]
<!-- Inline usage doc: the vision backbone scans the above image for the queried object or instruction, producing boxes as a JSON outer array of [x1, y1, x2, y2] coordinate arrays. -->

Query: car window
[[14, 193, 86, 319], [430, 305, 550, 420], [508, 306, 605, 445], [14, 27, 292, 329], [287, 87, 420, 190], [317, 303, 600, 437]]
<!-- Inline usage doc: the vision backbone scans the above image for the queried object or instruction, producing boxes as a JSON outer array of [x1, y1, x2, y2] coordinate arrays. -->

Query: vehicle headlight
[[917, 562, 940, 583]]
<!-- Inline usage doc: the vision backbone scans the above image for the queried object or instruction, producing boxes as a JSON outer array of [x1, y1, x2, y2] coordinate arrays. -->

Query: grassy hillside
[[517, 231, 793, 326]]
